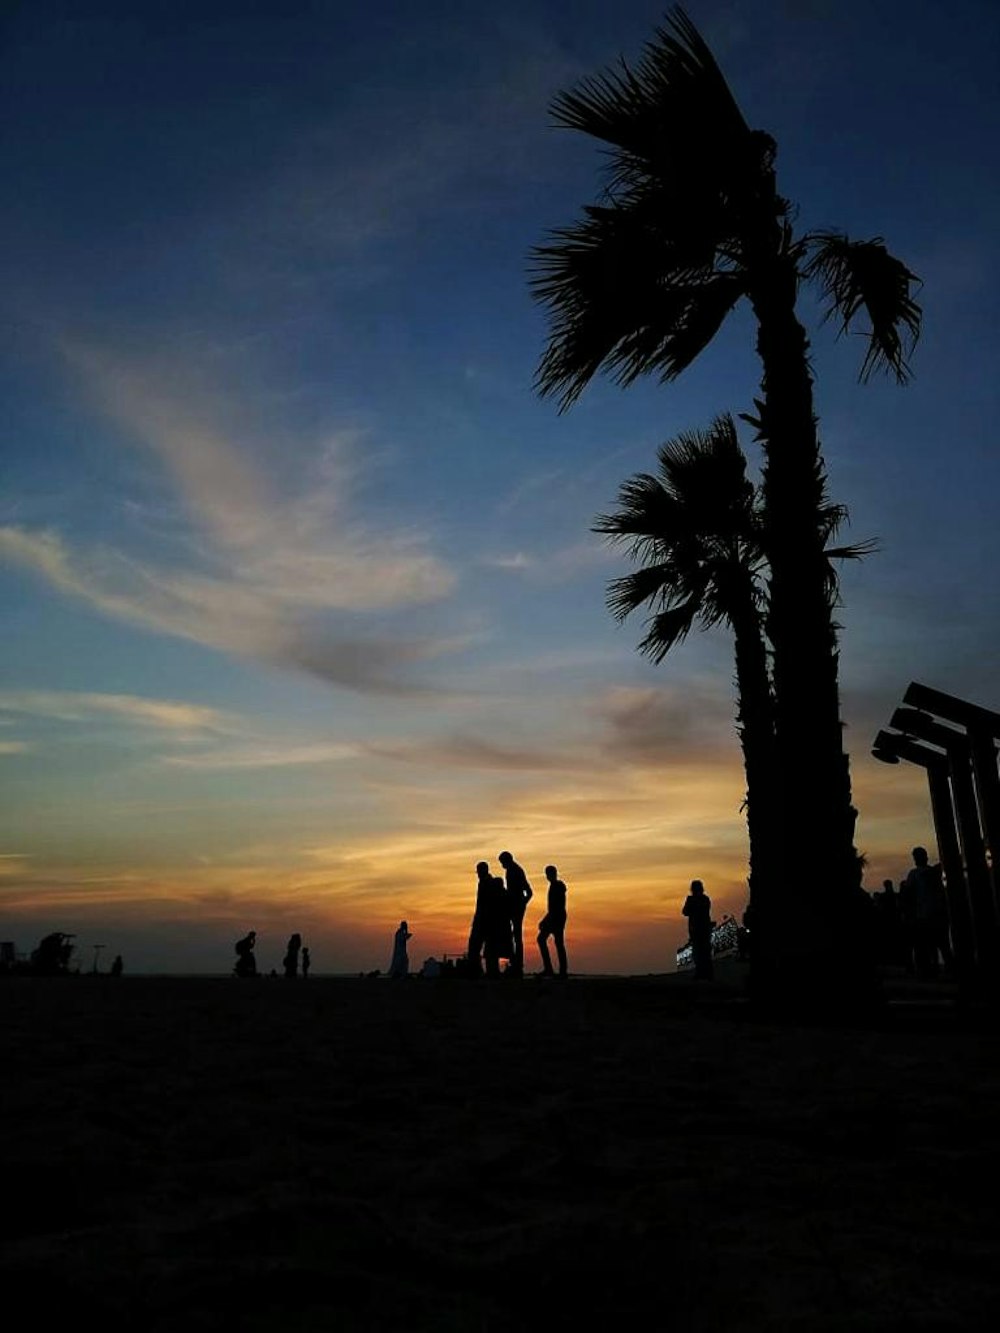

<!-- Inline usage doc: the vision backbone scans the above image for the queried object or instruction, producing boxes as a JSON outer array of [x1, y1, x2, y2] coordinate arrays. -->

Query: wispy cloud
[[591, 684, 739, 766], [162, 741, 360, 770], [481, 552, 536, 572], [1, 344, 465, 694], [369, 734, 575, 772], [0, 741, 31, 755], [242, 42, 581, 269], [0, 689, 236, 736], [479, 538, 615, 583], [66, 343, 456, 613]]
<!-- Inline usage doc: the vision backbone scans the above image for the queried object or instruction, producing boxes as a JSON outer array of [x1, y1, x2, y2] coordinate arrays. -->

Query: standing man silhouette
[[468, 862, 512, 978], [537, 865, 568, 978], [682, 880, 714, 980], [901, 846, 953, 979], [283, 932, 302, 980], [499, 850, 533, 977]]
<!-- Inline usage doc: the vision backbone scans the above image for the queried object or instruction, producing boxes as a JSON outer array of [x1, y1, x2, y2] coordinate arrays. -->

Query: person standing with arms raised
[[499, 850, 533, 977]]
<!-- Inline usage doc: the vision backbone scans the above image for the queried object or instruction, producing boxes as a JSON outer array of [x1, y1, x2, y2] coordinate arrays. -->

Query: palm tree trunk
[[730, 596, 778, 916], [748, 255, 875, 1008]]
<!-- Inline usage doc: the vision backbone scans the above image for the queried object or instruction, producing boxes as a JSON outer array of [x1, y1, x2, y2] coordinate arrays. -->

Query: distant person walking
[[301, 946, 311, 979], [537, 864, 568, 978], [683, 880, 714, 980], [901, 847, 953, 979], [389, 921, 412, 979], [283, 932, 302, 980], [499, 850, 533, 977], [468, 862, 512, 978], [109, 954, 123, 977]]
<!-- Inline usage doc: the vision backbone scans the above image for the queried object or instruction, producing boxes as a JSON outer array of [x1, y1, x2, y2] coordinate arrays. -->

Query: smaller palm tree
[[594, 414, 777, 904], [594, 413, 875, 931]]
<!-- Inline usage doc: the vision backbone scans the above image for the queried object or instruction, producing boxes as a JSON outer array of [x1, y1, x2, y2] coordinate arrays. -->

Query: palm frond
[[803, 230, 921, 383], [597, 412, 767, 668], [535, 275, 746, 409], [825, 537, 880, 561], [594, 471, 676, 540], [531, 203, 746, 408], [606, 564, 698, 622], [636, 599, 705, 662], [550, 7, 749, 156], [658, 414, 745, 497]]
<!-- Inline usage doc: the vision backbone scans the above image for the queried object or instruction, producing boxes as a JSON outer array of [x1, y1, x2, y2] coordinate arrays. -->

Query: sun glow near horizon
[[1, 699, 935, 975], [2, 1, 992, 976]]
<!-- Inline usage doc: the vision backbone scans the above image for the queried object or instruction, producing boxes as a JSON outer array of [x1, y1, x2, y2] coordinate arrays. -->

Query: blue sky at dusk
[[2, 0, 999, 973]]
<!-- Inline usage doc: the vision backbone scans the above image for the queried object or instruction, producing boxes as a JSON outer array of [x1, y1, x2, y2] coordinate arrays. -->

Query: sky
[[2, 0, 999, 974]]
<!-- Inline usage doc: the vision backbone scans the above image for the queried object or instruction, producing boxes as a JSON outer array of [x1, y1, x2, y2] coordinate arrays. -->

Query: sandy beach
[[2, 972, 998, 1330]]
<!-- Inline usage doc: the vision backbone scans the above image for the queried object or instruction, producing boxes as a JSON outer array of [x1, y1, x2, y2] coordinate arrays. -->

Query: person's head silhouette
[[690, 879, 705, 895], [545, 865, 558, 882], [912, 846, 929, 867], [499, 851, 513, 868]]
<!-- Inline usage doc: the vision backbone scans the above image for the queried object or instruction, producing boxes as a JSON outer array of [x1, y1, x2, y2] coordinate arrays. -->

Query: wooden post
[[872, 731, 975, 986], [891, 709, 1000, 980]]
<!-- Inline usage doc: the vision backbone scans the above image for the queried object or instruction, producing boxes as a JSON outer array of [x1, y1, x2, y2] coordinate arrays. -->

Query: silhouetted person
[[109, 954, 123, 978], [901, 847, 953, 979], [683, 880, 714, 980], [234, 930, 257, 978], [499, 850, 533, 977], [283, 932, 302, 980], [301, 946, 311, 978], [31, 932, 75, 975], [468, 862, 512, 978], [389, 921, 412, 979], [537, 864, 568, 978]]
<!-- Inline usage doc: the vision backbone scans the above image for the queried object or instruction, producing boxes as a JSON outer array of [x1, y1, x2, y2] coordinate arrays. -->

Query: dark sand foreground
[[3, 973, 998, 1330]]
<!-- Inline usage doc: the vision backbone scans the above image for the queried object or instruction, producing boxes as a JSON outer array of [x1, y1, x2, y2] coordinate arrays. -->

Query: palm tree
[[594, 413, 876, 968], [594, 415, 778, 907], [531, 6, 920, 1000]]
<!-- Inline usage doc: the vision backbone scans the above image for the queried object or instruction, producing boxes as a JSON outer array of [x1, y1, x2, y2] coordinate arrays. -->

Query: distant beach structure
[[676, 915, 741, 973]]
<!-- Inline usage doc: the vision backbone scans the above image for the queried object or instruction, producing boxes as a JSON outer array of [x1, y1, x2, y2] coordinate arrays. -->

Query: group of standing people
[[682, 843, 956, 987], [233, 930, 311, 979], [872, 845, 953, 979], [468, 852, 568, 979]]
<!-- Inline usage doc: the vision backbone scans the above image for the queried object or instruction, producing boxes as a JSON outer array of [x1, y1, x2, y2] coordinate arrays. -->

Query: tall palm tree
[[531, 7, 920, 1000], [594, 415, 778, 907]]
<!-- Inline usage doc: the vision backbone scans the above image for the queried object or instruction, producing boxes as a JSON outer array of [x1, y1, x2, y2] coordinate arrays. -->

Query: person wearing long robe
[[389, 921, 412, 979]]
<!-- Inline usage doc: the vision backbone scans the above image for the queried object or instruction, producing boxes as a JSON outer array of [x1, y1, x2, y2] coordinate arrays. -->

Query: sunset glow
[[2, 1, 997, 973]]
